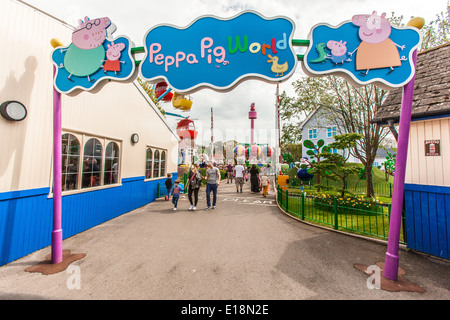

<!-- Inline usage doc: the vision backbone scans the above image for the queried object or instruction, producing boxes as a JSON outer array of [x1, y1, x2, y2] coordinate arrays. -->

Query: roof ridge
[[418, 41, 450, 55]]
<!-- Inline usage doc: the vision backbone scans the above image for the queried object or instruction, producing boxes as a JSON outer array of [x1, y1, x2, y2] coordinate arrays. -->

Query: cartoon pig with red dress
[[102, 42, 126, 75], [349, 11, 406, 76]]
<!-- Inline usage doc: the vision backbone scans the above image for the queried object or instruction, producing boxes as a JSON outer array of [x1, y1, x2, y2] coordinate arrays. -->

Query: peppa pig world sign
[[302, 11, 422, 89], [52, 11, 299, 94], [51, 10, 421, 94], [139, 11, 297, 93]]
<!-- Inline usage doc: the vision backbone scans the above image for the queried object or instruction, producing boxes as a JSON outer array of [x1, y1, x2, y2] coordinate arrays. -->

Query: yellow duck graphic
[[267, 54, 288, 77]]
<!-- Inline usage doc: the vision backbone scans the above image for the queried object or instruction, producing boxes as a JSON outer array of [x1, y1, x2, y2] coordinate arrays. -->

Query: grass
[[279, 191, 406, 243], [287, 163, 394, 203]]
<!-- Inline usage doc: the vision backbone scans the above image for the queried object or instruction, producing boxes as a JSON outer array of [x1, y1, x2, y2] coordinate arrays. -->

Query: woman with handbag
[[188, 164, 203, 211]]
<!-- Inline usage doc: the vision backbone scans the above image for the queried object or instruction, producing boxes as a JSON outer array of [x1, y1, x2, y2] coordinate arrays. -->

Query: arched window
[[104, 142, 120, 185], [62, 133, 80, 191], [153, 149, 160, 178], [146, 148, 153, 179], [82, 138, 102, 189], [160, 151, 166, 177]]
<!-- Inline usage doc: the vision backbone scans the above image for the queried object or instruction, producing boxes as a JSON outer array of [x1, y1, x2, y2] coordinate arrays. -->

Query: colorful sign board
[[139, 11, 298, 93], [425, 140, 441, 156], [302, 11, 422, 90], [52, 17, 136, 94]]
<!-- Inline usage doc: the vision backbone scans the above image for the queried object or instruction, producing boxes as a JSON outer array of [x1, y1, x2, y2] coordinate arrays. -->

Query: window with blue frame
[[308, 128, 317, 139], [328, 126, 337, 137]]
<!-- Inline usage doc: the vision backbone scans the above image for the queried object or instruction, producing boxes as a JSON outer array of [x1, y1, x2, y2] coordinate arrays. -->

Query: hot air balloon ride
[[263, 146, 274, 157], [249, 144, 261, 157], [234, 145, 245, 157]]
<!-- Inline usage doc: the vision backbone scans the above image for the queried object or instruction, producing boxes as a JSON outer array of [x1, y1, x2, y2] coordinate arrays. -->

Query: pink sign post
[[52, 65, 63, 264]]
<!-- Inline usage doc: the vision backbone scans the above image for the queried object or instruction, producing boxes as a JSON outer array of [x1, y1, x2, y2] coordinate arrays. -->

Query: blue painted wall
[[404, 183, 450, 260], [0, 173, 177, 266]]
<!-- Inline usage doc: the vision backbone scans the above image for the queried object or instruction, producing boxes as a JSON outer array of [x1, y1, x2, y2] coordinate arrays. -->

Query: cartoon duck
[[267, 54, 288, 77]]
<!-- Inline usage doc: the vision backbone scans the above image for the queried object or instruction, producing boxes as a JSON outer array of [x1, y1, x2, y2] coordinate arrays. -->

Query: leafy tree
[[303, 138, 329, 187], [137, 77, 166, 116], [418, 4, 450, 51], [311, 133, 363, 197]]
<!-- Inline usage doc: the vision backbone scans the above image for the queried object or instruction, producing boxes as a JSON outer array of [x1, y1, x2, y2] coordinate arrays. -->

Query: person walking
[[164, 173, 173, 200], [234, 162, 245, 193], [171, 180, 183, 211], [249, 164, 260, 193], [188, 164, 202, 211], [226, 163, 234, 184], [260, 174, 270, 197], [205, 162, 220, 210]]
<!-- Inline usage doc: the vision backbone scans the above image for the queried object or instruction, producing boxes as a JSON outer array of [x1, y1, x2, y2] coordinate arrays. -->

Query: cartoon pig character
[[326, 40, 351, 65], [102, 42, 126, 74], [61, 17, 112, 82], [349, 11, 406, 75]]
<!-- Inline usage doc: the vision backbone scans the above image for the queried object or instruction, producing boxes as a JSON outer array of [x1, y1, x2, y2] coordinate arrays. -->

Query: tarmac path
[[0, 177, 449, 301]]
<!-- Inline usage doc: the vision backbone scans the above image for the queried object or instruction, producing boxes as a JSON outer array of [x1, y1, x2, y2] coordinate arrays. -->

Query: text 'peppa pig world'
[[1, 0, 450, 304]]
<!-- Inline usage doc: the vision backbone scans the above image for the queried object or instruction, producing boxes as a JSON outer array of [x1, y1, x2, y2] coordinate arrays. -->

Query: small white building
[[0, 0, 179, 265]]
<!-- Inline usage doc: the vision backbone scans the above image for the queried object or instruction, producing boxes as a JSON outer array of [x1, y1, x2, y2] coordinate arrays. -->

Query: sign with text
[[425, 140, 441, 156], [139, 11, 298, 93], [302, 11, 422, 90]]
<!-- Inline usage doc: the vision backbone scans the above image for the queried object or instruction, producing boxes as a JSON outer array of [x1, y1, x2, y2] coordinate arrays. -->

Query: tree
[[136, 77, 166, 116], [311, 133, 363, 197], [303, 139, 329, 186], [418, 4, 450, 51], [285, 75, 389, 197]]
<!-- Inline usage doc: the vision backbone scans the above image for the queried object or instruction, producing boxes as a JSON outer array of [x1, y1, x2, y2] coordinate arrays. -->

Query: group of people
[[165, 162, 221, 211], [164, 162, 271, 212], [229, 163, 270, 197]]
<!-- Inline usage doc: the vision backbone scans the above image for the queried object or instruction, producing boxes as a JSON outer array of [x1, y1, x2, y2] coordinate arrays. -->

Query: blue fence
[[0, 173, 176, 266], [404, 183, 450, 260]]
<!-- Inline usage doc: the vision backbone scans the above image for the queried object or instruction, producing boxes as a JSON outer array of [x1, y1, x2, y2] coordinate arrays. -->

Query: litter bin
[[277, 175, 289, 191]]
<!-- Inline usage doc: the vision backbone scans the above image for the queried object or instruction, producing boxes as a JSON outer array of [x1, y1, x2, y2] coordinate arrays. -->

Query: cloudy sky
[[23, 0, 448, 147]]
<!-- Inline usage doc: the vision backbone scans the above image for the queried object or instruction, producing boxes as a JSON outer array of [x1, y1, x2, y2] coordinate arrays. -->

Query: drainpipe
[[387, 119, 398, 142]]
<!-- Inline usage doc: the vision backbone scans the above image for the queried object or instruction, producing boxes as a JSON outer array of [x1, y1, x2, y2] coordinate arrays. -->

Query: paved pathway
[[0, 177, 449, 300]]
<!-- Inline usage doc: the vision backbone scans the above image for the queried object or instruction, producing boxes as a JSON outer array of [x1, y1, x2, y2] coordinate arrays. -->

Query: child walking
[[165, 173, 173, 200], [260, 174, 270, 197], [171, 180, 183, 210]]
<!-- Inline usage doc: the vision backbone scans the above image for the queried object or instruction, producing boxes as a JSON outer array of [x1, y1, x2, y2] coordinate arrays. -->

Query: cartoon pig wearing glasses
[[60, 16, 111, 82]]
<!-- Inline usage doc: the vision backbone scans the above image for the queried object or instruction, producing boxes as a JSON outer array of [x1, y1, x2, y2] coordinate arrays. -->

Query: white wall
[[0, 0, 178, 193], [406, 117, 450, 187]]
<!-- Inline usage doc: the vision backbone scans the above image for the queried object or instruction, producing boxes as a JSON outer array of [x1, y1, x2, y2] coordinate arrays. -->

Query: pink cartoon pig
[[349, 11, 406, 75], [72, 17, 111, 49], [61, 16, 112, 82], [326, 40, 351, 65], [102, 42, 126, 74]]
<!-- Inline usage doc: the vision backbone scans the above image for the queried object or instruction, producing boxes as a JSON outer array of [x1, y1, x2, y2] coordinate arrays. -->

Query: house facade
[[373, 42, 450, 260], [0, 0, 179, 265], [299, 107, 360, 163]]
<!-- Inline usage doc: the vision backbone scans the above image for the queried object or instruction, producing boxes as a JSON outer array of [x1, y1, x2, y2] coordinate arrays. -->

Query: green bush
[[313, 193, 384, 215]]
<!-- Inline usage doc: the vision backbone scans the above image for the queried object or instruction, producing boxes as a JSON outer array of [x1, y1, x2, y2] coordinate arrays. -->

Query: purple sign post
[[384, 50, 417, 280]]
